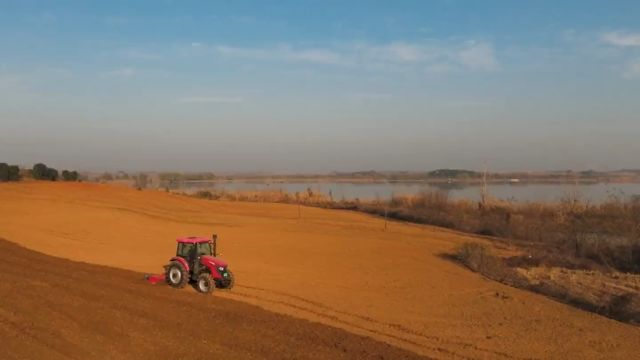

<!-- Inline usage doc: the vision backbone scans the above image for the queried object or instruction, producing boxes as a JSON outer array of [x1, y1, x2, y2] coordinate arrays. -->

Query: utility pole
[[384, 206, 388, 231], [481, 162, 489, 207]]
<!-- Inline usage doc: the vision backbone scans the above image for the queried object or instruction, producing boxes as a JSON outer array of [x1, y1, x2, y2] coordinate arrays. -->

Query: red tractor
[[147, 234, 234, 294]]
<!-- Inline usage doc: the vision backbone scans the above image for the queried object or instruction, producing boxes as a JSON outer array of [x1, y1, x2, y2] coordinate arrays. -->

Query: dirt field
[[1, 182, 639, 359], [0, 238, 425, 360]]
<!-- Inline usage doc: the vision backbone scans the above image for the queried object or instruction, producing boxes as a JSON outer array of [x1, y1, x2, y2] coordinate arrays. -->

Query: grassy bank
[[186, 188, 640, 325], [190, 188, 640, 274]]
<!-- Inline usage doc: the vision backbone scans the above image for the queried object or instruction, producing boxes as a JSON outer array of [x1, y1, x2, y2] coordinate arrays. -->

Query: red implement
[[144, 273, 165, 285]]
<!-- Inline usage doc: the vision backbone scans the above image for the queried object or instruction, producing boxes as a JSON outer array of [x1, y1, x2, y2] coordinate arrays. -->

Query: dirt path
[[1, 182, 639, 359]]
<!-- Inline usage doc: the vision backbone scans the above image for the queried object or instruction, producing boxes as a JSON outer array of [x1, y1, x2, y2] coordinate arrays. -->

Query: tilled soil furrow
[[0, 238, 427, 360]]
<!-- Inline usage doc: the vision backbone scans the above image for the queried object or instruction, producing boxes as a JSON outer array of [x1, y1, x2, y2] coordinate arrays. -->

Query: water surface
[[168, 181, 640, 203]]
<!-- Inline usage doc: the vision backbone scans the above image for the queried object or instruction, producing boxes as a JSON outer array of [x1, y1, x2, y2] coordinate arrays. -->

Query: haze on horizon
[[1, 1, 640, 173]]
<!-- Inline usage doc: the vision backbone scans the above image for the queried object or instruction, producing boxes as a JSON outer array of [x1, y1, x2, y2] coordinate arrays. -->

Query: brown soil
[[1, 182, 639, 359], [0, 238, 426, 360]]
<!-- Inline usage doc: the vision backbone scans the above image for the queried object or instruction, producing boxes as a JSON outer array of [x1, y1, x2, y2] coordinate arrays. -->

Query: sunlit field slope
[[0, 238, 425, 360], [0, 182, 638, 359]]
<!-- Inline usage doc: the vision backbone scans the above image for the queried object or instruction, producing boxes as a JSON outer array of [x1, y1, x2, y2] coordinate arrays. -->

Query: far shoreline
[[167, 177, 640, 185]]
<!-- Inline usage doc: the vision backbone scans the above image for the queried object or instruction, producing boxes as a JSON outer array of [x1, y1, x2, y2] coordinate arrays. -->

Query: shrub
[[456, 242, 492, 272], [455, 242, 528, 287], [0, 163, 8, 181], [32, 163, 47, 180], [32, 163, 58, 181], [0, 163, 22, 182], [195, 190, 211, 199], [8, 165, 19, 181], [46, 168, 59, 181], [61, 170, 79, 181]]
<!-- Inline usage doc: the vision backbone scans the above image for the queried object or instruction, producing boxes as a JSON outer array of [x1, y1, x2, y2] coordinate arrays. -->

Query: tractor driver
[[187, 243, 199, 274]]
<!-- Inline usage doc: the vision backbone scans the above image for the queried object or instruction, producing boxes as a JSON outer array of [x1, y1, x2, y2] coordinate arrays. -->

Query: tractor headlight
[[218, 266, 225, 272]]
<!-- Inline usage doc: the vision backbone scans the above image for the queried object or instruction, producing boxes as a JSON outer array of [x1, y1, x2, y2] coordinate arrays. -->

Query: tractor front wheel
[[196, 273, 214, 294], [216, 269, 235, 290], [165, 261, 188, 289]]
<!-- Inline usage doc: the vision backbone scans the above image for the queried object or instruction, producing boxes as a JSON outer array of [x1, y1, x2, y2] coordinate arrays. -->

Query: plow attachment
[[144, 273, 165, 285]]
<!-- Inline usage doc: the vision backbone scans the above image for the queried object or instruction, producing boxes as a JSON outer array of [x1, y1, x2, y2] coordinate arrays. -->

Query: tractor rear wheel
[[165, 261, 188, 289], [196, 273, 214, 294]]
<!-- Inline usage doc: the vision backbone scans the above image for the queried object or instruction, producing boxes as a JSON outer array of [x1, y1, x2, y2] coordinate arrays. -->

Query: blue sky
[[1, 1, 640, 172]]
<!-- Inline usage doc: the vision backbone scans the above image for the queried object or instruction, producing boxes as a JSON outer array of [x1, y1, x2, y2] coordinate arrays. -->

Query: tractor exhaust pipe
[[212, 233, 218, 257]]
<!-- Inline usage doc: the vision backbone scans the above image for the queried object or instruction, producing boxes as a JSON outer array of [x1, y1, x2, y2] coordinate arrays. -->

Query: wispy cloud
[[348, 92, 392, 100], [215, 45, 348, 65], [27, 12, 57, 25], [623, 59, 640, 79], [102, 67, 136, 78], [601, 31, 640, 47], [457, 42, 499, 71], [104, 16, 129, 26], [177, 96, 245, 104], [121, 49, 162, 60], [597, 30, 640, 79], [212, 40, 500, 72], [0, 72, 24, 90]]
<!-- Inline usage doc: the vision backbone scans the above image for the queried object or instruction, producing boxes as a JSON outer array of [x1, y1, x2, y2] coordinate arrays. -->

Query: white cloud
[[457, 42, 499, 71], [213, 40, 500, 72], [178, 96, 244, 103], [601, 31, 640, 47], [597, 31, 640, 78]]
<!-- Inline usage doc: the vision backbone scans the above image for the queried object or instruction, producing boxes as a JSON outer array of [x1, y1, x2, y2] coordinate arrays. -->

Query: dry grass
[[456, 242, 640, 325], [185, 188, 640, 274], [192, 188, 331, 204], [184, 187, 640, 324], [352, 192, 640, 274], [518, 266, 640, 324]]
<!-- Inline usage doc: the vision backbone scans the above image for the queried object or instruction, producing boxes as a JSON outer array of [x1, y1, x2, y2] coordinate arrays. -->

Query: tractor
[[150, 234, 234, 294]]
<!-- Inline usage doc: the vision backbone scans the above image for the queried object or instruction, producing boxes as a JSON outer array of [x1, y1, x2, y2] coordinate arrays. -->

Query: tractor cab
[[176, 236, 217, 259]]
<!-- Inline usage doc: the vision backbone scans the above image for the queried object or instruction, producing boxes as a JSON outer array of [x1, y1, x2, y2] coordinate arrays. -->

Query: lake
[[167, 181, 640, 204]]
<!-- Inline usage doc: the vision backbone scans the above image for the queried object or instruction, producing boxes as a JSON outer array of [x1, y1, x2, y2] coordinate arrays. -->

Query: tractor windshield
[[177, 243, 194, 258], [197, 242, 213, 256]]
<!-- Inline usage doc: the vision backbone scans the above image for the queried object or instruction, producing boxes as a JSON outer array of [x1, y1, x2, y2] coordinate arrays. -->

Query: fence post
[[384, 207, 388, 231]]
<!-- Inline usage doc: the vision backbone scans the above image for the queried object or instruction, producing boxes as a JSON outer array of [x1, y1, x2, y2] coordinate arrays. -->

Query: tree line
[[0, 162, 80, 182]]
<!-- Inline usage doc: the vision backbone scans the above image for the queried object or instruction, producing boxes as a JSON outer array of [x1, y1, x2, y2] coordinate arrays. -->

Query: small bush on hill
[[455, 242, 528, 287]]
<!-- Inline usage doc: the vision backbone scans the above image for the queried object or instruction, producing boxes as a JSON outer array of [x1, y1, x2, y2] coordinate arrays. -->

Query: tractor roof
[[176, 236, 210, 244]]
